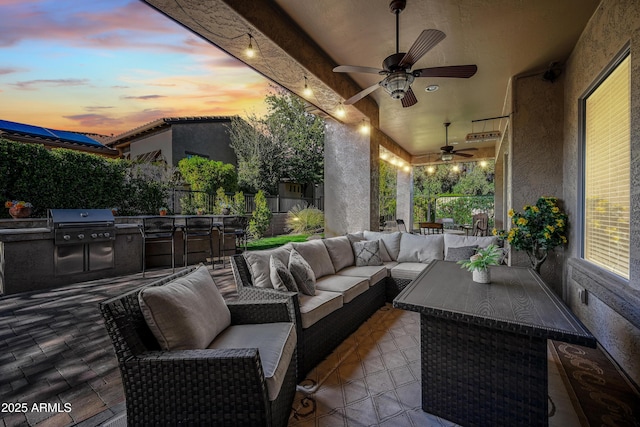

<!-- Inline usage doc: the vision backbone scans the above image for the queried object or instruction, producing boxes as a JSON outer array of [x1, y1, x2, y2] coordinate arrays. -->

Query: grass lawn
[[246, 234, 311, 251]]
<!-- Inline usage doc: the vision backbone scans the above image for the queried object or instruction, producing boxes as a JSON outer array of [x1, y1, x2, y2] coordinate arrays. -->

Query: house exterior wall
[[562, 0, 640, 386], [171, 121, 237, 167], [510, 72, 565, 294], [129, 129, 173, 164]]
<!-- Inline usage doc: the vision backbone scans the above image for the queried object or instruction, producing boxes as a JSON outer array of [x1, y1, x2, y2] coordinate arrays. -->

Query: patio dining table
[[393, 260, 596, 427]]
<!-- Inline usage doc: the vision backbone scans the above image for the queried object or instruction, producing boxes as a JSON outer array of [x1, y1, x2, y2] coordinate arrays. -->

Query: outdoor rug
[[288, 305, 640, 427], [550, 340, 640, 427]]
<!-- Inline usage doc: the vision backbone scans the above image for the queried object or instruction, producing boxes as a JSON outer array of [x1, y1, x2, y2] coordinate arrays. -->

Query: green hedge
[[0, 139, 171, 218]]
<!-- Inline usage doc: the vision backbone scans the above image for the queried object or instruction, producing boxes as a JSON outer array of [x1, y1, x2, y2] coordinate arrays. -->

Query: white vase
[[472, 268, 491, 284]]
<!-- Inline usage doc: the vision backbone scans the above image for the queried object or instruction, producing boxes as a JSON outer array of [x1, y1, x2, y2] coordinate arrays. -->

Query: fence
[[169, 189, 323, 214], [434, 195, 494, 228]]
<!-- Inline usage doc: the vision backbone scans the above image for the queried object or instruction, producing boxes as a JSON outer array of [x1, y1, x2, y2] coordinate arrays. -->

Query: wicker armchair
[[100, 267, 297, 427]]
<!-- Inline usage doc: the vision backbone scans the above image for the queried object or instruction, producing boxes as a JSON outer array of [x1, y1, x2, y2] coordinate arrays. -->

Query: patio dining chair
[[140, 216, 176, 277], [183, 216, 215, 267]]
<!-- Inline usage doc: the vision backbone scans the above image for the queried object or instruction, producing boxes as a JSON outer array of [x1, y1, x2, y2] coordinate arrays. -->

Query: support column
[[324, 121, 379, 236], [396, 168, 413, 231]]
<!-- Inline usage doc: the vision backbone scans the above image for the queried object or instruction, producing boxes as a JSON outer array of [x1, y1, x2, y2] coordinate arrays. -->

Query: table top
[[393, 260, 596, 347]]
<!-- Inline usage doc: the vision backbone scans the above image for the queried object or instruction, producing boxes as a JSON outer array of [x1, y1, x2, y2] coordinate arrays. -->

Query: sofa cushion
[[384, 261, 399, 271], [444, 234, 498, 258], [208, 322, 296, 401], [138, 265, 230, 351], [291, 240, 336, 279], [244, 247, 292, 288], [298, 290, 344, 329], [397, 233, 444, 263], [337, 265, 388, 286], [289, 249, 316, 296], [444, 245, 478, 262], [270, 256, 298, 292], [353, 240, 383, 266], [315, 274, 369, 303], [364, 231, 402, 260], [323, 236, 355, 272], [390, 262, 429, 280]]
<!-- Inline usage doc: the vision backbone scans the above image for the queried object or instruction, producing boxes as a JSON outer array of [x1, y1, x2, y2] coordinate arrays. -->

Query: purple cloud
[[11, 78, 90, 90], [121, 94, 166, 100]]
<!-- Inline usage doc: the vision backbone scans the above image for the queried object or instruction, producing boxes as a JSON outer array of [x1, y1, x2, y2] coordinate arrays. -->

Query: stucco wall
[[129, 129, 173, 164], [562, 0, 640, 386], [324, 121, 378, 236], [510, 72, 565, 294], [171, 121, 237, 167]]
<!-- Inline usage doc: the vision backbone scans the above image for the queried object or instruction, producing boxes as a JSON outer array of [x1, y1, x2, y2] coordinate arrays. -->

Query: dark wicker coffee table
[[393, 260, 596, 427]]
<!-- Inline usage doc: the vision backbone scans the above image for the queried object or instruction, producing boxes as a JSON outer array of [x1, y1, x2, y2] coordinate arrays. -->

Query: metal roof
[[0, 119, 108, 148]]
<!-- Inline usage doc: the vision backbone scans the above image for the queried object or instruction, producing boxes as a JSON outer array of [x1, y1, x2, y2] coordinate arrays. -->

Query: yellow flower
[[492, 228, 498, 236], [508, 209, 515, 217], [561, 236, 567, 244], [531, 206, 539, 213], [516, 217, 528, 226], [552, 207, 559, 213], [546, 225, 555, 233], [544, 231, 551, 239], [556, 219, 564, 227]]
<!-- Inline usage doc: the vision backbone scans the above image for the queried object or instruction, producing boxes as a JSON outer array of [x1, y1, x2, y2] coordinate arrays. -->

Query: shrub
[[249, 190, 272, 239], [285, 204, 324, 234]]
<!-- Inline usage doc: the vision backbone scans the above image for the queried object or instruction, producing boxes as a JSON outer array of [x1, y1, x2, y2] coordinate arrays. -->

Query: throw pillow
[[445, 245, 479, 262], [138, 265, 230, 351], [270, 255, 298, 292], [288, 249, 316, 296], [243, 247, 291, 288], [353, 240, 383, 266]]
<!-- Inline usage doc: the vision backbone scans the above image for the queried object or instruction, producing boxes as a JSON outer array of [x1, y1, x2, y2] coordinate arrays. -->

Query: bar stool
[[141, 217, 176, 277], [221, 216, 246, 266], [183, 216, 214, 267]]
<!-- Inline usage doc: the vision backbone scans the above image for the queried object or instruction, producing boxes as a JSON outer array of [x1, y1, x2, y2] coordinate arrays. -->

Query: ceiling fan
[[441, 122, 476, 161], [333, 0, 478, 108]]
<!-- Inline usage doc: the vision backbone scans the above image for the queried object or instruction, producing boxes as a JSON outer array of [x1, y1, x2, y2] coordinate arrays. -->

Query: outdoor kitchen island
[[0, 212, 141, 295]]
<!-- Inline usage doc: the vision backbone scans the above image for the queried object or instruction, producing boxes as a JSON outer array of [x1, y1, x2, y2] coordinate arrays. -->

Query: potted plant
[[5, 200, 33, 219], [493, 196, 568, 273], [458, 244, 502, 283], [159, 207, 168, 216]]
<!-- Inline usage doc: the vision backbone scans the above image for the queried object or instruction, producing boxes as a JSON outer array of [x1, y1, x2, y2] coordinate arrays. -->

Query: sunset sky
[[0, 0, 272, 136]]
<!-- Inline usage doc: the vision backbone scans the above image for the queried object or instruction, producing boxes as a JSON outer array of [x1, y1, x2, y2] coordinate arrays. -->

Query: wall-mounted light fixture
[[465, 115, 509, 143], [359, 119, 370, 135], [335, 103, 346, 118]]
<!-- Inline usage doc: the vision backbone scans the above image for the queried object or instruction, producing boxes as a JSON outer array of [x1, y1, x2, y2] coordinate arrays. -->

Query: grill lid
[[48, 209, 115, 227]]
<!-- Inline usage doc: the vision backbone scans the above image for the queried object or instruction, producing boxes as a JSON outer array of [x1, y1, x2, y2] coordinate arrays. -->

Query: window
[[583, 53, 630, 279]]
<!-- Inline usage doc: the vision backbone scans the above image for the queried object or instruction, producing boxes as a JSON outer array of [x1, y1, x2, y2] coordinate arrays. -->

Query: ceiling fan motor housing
[[381, 72, 415, 99]]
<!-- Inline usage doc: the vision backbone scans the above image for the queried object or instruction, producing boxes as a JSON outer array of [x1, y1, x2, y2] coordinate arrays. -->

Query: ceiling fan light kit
[[440, 122, 477, 161], [333, 0, 477, 108]]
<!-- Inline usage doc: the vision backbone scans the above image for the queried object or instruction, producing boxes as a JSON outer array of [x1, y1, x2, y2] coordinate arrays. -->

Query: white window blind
[[584, 55, 630, 279]]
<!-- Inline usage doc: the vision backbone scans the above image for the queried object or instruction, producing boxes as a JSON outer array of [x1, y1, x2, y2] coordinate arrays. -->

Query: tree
[[249, 190, 272, 239], [228, 87, 325, 194], [178, 156, 237, 214]]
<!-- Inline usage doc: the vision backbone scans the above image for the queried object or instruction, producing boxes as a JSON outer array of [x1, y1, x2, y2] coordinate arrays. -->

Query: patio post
[[324, 120, 379, 236], [396, 167, 413, 231]]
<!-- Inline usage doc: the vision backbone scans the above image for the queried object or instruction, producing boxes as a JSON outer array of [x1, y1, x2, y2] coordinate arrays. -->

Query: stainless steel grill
[[48, 209, 115, 245], [48, 209, 116, 275]]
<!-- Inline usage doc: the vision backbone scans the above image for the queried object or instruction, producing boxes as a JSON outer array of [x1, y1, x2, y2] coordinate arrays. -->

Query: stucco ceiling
[[144, 0, 599, 161]]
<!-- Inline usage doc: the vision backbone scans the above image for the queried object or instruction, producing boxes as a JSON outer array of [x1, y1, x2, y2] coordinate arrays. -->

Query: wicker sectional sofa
[[231, 230, 499, 381]]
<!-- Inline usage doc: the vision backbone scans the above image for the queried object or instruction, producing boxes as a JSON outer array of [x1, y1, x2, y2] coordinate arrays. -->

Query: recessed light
[[425, 85, 439, 92]]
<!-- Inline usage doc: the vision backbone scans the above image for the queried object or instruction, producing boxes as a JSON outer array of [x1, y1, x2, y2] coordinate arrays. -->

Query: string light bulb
[[303, 76, 312, 97], [359, 119, 370, 135], [480, 160, 488, 168], [427, 165, 435, 174], [403, 165, 411, 173], [245, 34, 255, 58]]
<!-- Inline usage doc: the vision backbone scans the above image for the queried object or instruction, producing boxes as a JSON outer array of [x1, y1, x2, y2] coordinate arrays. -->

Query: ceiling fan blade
[[399, 29, 446, 68], [454, 152, 474, 158], [344, 82, 381, 105], [413, 65, 478, 78], [333, 65, 385, 75], [401, 87, 418, 108], [452, 147, 478, 152]]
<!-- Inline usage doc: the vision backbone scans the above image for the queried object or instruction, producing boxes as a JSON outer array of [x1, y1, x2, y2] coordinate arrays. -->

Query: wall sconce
[[245, 34, 255, 58], [359, 119, 370, 135], [335, 103, 346, 118]]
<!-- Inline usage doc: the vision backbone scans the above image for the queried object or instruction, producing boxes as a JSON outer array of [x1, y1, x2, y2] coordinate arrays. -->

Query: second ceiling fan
[[333, 0, 478, 108]]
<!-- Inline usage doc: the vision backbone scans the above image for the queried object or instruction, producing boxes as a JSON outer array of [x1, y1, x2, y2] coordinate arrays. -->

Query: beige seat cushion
[[444, 234, 498, 258], [384, 261, 399, 271], [138, 265, 230, 351], [315, 274, 369, 303], [390, 262, 429, 280], [208, 323, 296, 401], [323, 236, 355, 272], [244, 247, 292, 288], [291, 240, 336, 279], [298, 290, 343, 329], [337, 265, 388, 286]]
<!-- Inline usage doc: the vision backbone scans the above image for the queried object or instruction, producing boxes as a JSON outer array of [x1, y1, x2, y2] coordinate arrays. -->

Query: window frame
[[577, 43, 631, 281]]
